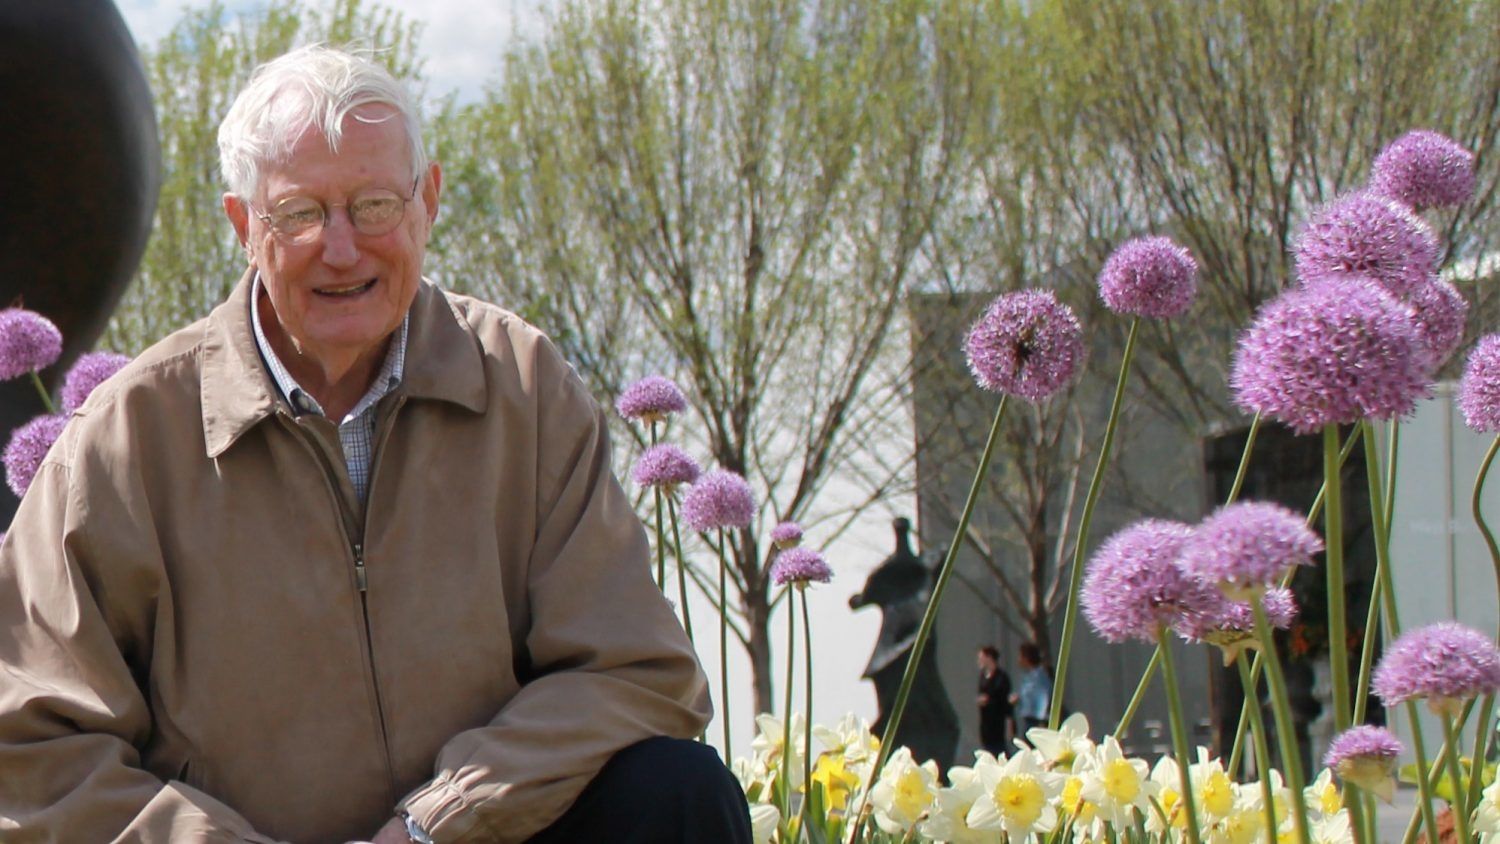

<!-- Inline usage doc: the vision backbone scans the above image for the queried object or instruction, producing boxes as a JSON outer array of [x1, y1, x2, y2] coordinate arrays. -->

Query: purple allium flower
[[1324, 725, 1403, 802], [1402, 278, 1468, 372], [3, 414, 67, 498], [631, 444, 701, 491], [1082, 519, 1220, 644], [1179, 501, 1323, 598], [615, 375, 687, 424], [681, 470, 755, 532], [770, 521, 803, 549], [1097, 236, 1199, 319], [1459, 334, 1500, 433], [771, 546, 832, 586], [0, 309, 64, 381], [1293, 191, 1439, 297], [1372, 622, 1500, 716], [1369, 130, 1476, 211], [1230, 279, 1430, 434], [1324, 725, 1402, 771], [60, 351, 131, 414], [964, 289, 1084, 402], [1175, 586, 1298, 645]]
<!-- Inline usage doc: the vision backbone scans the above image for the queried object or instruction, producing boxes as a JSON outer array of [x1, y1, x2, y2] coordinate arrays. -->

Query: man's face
[[225, 106, 440, 366]]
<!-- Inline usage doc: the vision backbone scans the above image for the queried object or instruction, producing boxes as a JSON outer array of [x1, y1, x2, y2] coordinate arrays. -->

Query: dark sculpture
[[849, 517, 959, 773], [0, 1, 160, 522]]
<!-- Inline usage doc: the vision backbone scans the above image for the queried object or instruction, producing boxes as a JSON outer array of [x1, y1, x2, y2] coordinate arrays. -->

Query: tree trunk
[[744, 587, 775, 717]]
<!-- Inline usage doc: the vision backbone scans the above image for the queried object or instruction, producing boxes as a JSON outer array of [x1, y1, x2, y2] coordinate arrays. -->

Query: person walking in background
[[1012, 641, 1052, 744], [975, 645, 1013, 754]]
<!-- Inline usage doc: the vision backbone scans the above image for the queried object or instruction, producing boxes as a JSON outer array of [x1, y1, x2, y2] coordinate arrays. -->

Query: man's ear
[[223, 193, 251, 252], [422, 162, 442, 226]]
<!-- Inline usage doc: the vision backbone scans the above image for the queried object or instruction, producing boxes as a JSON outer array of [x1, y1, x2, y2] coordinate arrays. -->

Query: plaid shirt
[[250, 276, 407, 503]]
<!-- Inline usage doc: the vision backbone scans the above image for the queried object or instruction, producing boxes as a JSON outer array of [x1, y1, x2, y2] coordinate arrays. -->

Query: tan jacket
[[0, 273, 711, 843]]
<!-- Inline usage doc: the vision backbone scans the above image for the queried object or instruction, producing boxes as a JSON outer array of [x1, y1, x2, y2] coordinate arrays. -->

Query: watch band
[[401, 811, 436, 844]]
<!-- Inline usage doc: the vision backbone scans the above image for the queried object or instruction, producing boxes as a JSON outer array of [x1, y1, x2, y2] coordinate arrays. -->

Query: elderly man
[[0, 46, 749, 843]]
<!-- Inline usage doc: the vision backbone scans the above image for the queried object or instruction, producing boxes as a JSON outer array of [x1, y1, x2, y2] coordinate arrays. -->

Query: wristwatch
[[400, 810, 436, 844]]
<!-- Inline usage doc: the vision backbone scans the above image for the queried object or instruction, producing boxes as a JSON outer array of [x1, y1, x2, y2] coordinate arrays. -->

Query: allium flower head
[[1082, 519, 1219, 643], [630, 444, 701, 491], [1097, 236, 1199, 319], [60, 351, 131, 414], [4, 414, 67, 498], [1403, 278, 1468, 372], [770, 546, 832, 586], [1323, 725, 1402, 803], [681, 469, 755, 531], [1175, 586, 1298, 664], [770, 521, 803, 549], [1460, 334, 1500, 433], [1294, 191, 1439, 296], [1179, 502, 1322, 599], [614, 375, 687, 424], [1372, 622, 1500, 715], [1230, 279, 1430, 434], [965, 289, 1084, 402], [0, 309, 64, 381], [1370, 130, 1476, 210]]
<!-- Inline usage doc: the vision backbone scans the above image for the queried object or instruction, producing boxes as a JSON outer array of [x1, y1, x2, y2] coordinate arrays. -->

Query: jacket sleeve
[[0, 441, 281, 843], [399, 343, 712, 843]]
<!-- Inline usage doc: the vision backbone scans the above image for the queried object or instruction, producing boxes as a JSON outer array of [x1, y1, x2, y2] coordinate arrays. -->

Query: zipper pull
[[353, 543, 367, 592]]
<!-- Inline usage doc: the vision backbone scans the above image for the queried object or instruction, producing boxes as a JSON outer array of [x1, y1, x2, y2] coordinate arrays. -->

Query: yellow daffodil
[[1080, 735, 1157, 829], [967, 748, 1065, 839]]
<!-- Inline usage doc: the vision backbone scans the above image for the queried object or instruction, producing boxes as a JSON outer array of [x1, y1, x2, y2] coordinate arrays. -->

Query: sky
[[115, 0, 548, 103], [113, 0, 920, 760]]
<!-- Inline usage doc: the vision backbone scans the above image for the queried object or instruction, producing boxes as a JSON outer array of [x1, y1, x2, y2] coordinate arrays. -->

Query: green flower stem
[[1353, 421, 1394, 725], [1351, 574, 1382, 725], [1156, 632, 1203, 844], [1468, 694, 1497, 816], [1252, 599, 1312, 844], [781, 586, 796, 826], [1052, 317, 1140, 729], [1344, 785, 1370, 844], [1226, 425, 1364, 772], [1235, 656, 1278, 844], [717, 526, 731, 760], [796, 586, 814, 838], [845, 394, 1010, 844], [1475, 436, 1500, 610], [29, 370, 56, 414], [1322, 424, 1351, 733], [1442, 712, 1473, 844], [1114, 650, 1160, 736], [1226, 413, 1264, 505], [653, 488, 667, 591], [665, 497, 695, 644], [1400, 700, 1474, 844]]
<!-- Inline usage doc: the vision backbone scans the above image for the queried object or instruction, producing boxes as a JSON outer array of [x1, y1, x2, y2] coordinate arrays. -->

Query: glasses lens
[[349, 190, 406, 236], [269, 198, 325, 244]]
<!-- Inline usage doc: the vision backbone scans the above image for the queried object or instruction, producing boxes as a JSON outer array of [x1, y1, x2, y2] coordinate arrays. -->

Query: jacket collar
[[201, 267, 487, 458]]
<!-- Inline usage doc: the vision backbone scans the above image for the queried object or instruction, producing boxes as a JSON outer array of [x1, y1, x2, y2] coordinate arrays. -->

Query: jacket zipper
[[278, 410, 398, 803]]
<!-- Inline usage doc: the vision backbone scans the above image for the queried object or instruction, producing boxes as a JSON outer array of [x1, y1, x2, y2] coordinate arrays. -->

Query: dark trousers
[[526, 737, 753, 843]]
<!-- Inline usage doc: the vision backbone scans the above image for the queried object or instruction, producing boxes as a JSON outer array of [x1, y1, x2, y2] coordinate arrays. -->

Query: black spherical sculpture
[[0, 1, 160, 521]]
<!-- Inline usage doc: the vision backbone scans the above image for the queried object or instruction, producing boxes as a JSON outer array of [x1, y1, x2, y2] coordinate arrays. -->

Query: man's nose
[[318, 207, 360, 267]]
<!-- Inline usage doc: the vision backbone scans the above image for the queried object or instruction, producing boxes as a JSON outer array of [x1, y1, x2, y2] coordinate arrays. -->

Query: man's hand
[[370, 816, 412, 844], [977, 693, 989, 706]]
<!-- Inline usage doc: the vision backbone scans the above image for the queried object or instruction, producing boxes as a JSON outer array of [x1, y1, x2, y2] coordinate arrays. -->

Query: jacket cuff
[[399, 777, 486, 844]]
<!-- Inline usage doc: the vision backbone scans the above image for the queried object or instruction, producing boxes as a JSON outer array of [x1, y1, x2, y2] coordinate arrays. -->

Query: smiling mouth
[[316, 279, 377, 297]]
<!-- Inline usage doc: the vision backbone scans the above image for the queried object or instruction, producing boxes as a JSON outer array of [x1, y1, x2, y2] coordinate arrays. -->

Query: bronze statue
[[849, 517, 959, 773], [0, 1, 159, 521]]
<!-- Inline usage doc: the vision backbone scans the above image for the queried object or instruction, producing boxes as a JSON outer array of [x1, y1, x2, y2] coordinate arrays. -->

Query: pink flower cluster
[[964, 289, 1084, 402]]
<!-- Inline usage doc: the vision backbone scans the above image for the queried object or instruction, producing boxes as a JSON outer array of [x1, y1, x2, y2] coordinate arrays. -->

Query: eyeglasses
[[253, 178, 419, 245]]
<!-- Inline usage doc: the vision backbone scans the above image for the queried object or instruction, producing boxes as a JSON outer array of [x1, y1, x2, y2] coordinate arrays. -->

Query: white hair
[[217, 44, 427, 199]]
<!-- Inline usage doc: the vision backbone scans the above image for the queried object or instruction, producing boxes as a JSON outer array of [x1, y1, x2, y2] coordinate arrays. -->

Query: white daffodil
[[870, 746, 941, 835], [813, 712, 881, 766], [1310, 809, 1355, 844], [731, 755, 773, 804], [966, 747, 1065, 839], [1304, 768, 1343, 821], [1475, 776, 1500, 843], [748, 803, 780, 844], [750, 712, 807, 792], [1079, 736, 1156, 829], [1204, 783, 1272, 844], [1025, 712, 1096, 772], [1146, 755, 1187, 837], [919, 765, 1004, 844], [1057, 769, 1107, 842]]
